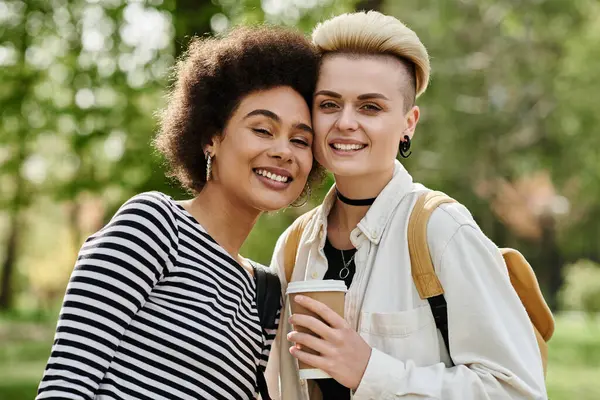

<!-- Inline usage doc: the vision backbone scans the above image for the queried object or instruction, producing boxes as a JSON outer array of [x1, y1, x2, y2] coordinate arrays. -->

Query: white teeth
[[332, 143, 365, 151], [255, 169, 289, 183]]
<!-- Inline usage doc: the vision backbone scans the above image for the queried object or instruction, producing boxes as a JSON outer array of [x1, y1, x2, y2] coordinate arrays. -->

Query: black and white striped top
[[37, 192, 280, 400]]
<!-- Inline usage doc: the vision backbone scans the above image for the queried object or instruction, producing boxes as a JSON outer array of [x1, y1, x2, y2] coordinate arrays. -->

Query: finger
[[287, 331, 330, 355], [294, 295, 346, 329], [289, 313, 334, 340], [289, 346, 328, 373]]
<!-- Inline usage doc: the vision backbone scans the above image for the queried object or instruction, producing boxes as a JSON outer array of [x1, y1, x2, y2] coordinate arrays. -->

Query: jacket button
[[300, 379, 306, 386], [311, 271, 318, 279]]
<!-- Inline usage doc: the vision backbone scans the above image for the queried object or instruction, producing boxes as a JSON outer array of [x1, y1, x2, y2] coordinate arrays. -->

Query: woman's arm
[[36, 192, 179, 399], [353, 224, 547, 399]]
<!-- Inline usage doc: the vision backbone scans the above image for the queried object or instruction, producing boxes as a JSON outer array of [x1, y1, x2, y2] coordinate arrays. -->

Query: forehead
[[235, 86, 310, 122], [317, 54, 408, 99]]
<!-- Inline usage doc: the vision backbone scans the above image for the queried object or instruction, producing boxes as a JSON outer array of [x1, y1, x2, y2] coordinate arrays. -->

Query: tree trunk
[[0, 2, 30, 310], [0, 124, 26, 310], [539, 215, 563, 311], [69, 201, 82, 252], [0, 214, 20, 310], [355, 0, 384, 12]]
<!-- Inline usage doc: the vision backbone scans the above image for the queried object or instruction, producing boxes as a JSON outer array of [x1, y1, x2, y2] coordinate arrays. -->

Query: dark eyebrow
[[294, 123, 314, 135], [315, 90, 389, 101], [245, 109, 312, 135], [314, 90, 342, 98], [357, 93, 389, 101], [244, 109, 281, 122]]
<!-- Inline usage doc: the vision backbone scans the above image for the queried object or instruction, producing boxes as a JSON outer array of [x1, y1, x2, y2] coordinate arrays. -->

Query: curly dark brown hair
[[154, 25, 323, 196]]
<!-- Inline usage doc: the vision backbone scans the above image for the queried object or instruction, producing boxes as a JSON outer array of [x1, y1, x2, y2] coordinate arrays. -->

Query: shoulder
[[429, 200, 478, 234], [111, 191, 180, 236], [407, 189, 484, 268], [120, 191, 176, 211], [276, 206, 323, 246], [117, 191, 178, 216], [402, 185, 478, 235], [271, 206, 323, 279]]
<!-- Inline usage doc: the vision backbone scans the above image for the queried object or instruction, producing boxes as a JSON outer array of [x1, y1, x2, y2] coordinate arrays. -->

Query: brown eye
[[361, 103, 382, 112], [291, 138, 309, 147], [252, 128, 272, 136], [319, 101, 338, 109]]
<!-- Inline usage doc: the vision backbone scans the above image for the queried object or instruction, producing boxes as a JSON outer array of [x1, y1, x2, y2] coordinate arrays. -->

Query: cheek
[[219, 136, 255, 175], [312, 112, 334, 137], [366, 120, 401, 149], [297, 149, 313, 178]]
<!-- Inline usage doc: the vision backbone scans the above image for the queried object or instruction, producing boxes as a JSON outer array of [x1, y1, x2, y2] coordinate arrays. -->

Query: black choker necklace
[[336, 189, 377, 206]]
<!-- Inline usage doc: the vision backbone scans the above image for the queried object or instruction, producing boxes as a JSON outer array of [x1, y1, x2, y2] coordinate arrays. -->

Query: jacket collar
[[306, 160, 414, 245]]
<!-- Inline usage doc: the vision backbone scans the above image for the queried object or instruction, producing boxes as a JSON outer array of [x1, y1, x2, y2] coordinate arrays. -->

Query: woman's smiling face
[[312, 54, 419, 179], [210, 86, 314, 211]]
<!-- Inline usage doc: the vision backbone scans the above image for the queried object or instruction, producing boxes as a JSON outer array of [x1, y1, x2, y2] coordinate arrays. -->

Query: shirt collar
[[306, 160, 414, 245]]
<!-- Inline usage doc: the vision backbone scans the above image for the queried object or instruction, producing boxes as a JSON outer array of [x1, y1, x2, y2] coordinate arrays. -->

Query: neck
[[329, 163, 395, 233], [184, 184, 260, 259]]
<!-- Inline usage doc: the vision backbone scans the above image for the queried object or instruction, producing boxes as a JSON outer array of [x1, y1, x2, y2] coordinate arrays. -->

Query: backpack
[[254, 265, 281, 400], [282, 191, 554, 376]]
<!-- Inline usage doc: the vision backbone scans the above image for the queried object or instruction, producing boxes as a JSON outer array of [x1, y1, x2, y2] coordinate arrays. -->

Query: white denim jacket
[[264, 160, 547, 400]]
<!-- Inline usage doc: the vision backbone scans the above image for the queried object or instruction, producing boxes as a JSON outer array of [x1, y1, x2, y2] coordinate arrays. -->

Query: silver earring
[[292, 185, 311, 208], [205, 153, 212, 181]]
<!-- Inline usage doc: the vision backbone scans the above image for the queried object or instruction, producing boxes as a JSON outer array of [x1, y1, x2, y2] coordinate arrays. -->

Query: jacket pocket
[[359, 305, 441, 366]]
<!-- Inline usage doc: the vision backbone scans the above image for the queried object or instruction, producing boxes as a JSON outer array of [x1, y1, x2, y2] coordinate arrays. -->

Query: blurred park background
[[1, 0, 599, 398]]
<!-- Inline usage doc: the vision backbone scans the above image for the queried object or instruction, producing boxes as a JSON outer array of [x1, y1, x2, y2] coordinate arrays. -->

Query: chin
[[255, 199, 293, 212], [251, 192, 300, 212], [320, 158, 368, 178]]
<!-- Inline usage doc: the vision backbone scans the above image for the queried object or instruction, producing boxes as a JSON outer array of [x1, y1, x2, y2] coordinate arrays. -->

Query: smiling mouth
[[253, 168, 292, 183], [330, 143, 367, 152]]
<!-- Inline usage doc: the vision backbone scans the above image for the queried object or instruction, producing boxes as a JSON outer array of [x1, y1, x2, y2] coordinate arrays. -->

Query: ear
[[204, 135, 221, 157], [403, 106, 420, 139]]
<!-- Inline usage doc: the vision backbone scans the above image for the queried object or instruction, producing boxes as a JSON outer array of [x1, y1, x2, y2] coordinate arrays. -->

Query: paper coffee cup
[[286, 280, 347, 380]]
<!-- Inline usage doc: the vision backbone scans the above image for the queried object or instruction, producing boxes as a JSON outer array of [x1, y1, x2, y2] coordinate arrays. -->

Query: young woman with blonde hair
[[266, 11, 547, 400]]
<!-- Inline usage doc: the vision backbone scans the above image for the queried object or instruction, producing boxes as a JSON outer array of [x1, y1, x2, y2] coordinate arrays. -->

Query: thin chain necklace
[[339, 249, 356, 279]]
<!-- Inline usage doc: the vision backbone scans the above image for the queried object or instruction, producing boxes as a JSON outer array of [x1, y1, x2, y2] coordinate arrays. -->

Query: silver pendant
[[339, 249, 355, 280], [339, 267, 350, 279]]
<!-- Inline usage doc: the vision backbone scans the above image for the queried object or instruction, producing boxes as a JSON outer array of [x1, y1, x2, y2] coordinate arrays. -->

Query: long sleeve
[[37, 192, 179, 399], [353, 224, 547, 400]]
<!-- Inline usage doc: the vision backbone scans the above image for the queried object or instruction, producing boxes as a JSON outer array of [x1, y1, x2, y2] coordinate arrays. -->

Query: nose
[[335, 106, 359, 131], [267, 137, 293, 163]]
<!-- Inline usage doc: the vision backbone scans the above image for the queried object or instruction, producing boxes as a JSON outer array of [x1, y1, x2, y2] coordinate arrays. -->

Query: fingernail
[[295, 295, 304, 302]]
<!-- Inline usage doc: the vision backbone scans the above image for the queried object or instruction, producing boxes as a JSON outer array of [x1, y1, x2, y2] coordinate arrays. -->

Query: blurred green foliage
[[1, 0, 598, 309], [560, 260, 600, 319]]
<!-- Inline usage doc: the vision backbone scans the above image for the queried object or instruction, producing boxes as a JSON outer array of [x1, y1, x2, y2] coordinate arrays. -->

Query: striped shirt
[[37, 191, 280, 400]]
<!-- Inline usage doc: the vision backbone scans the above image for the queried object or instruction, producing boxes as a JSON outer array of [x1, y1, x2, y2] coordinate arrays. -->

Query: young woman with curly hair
[[37, 26, 320, 400]]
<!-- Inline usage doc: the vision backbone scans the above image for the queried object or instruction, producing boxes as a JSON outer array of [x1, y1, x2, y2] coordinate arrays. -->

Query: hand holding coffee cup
[[285, 280, 347, 379], [286, 280, 372, 389]]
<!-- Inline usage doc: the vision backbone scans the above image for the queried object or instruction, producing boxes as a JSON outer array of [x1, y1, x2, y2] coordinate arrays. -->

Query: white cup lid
[[286, 279, 347, 295]]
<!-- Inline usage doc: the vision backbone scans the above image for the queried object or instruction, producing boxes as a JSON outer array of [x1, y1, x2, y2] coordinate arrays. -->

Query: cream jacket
[[264, 160, 547, 400]]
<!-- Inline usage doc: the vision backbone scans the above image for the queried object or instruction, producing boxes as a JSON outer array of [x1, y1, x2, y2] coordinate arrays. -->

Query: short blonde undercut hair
[[312, 11, 430, 102]]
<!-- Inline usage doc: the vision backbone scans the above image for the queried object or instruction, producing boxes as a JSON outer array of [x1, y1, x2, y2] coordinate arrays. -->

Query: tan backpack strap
[[408, 191, 457, 299], [283, 208, 318, 283]]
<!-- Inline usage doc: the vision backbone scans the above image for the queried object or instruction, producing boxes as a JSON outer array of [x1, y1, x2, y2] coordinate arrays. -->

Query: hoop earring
[[399, 135, 412, 158], [205, 152, 212, 181], [292, 185, 311, 208]]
